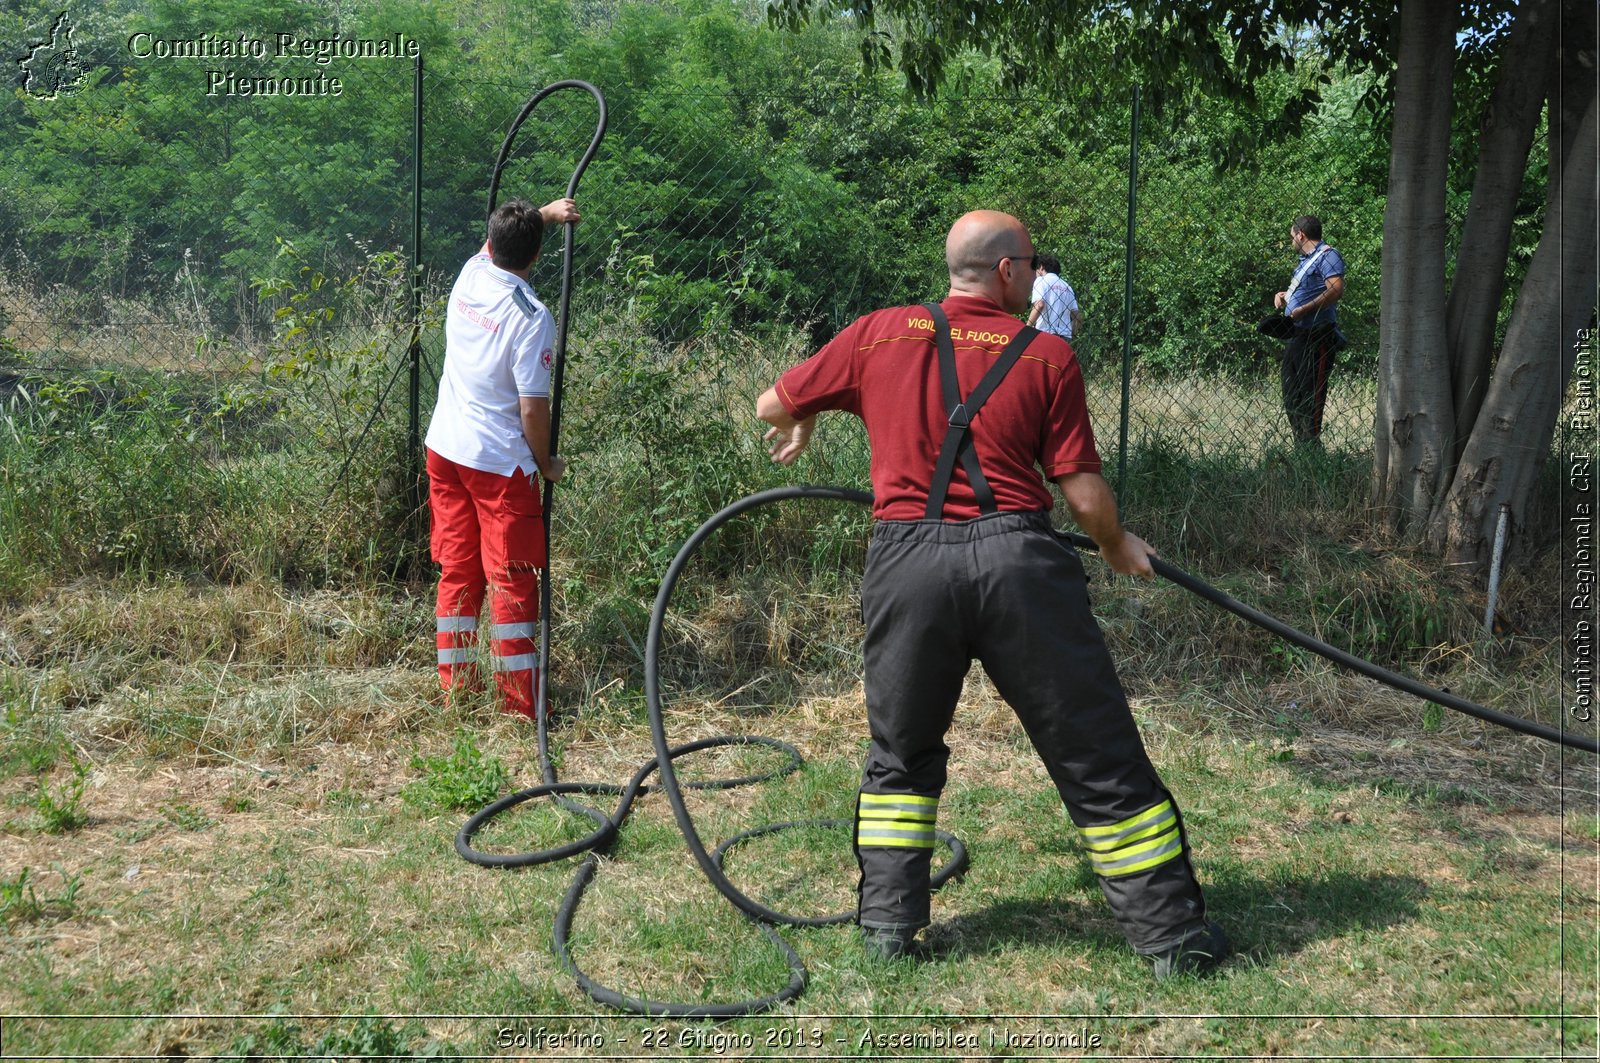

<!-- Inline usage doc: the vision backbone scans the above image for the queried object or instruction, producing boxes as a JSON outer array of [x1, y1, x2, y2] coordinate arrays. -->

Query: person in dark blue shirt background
[[1270, 215, 1347, 443]]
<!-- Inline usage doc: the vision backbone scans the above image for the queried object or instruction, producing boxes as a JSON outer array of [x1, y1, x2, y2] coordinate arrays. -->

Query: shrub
[[401, 732, 510, 814]]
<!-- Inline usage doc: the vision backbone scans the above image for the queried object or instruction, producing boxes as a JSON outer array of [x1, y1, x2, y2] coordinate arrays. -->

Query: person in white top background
[[1027, 253, 1082, 342], [425, 195, 580, 718]]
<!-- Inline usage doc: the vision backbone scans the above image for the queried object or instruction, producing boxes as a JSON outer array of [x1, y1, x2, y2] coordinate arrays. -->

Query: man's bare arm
[[520, 396, 564, 482], [756, 386, 815, 465], [1289, 274, 1345, 320], [1054, 471, 1155, 577]]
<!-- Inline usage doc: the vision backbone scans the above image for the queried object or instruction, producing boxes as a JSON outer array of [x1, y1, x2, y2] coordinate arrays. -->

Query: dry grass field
[[1, 304, 1594, 1058], [1, 548, 1595, 1058]]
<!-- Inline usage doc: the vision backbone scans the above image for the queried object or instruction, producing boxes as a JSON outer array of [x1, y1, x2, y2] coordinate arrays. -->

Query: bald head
[[946, 210, 1031, 280], [946, 210, 1035, 312]]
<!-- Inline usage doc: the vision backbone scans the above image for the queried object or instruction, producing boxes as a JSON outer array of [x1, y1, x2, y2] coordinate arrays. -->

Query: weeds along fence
[[0, 57, 1386, 598]]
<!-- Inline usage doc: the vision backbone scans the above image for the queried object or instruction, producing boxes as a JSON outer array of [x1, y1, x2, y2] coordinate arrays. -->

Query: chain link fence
[[1112, 101, 1383, 463], [0, 55, 422, 586], [1, 52, 1387, 590]]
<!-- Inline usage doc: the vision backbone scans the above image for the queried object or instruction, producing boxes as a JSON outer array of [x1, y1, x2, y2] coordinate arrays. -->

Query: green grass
[[30, 759, 89, 834], [0, 308, 1591, 1056], [0, 601, 1591, 1059]]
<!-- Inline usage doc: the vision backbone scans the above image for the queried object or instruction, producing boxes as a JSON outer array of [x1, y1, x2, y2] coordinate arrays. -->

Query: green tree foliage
[[1, 0, 451, 324], [2, 0, 1391, 368], [768, 0, 1401, 163]]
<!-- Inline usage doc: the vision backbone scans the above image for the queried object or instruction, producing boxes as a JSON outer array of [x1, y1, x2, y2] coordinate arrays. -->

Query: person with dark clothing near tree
[[1263, 214, 1347, 443]]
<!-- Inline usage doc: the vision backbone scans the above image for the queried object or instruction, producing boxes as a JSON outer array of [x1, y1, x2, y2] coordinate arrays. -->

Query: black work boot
[[1150, 920, 1231, 980], [860, 924, 920, 961]]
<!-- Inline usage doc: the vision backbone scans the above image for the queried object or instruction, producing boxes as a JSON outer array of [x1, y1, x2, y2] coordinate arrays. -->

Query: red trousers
[[427, 448, 546, 717]]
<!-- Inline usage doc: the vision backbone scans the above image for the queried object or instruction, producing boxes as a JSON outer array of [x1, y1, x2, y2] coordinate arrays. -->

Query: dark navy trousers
[[854, 510, 1209, 953]]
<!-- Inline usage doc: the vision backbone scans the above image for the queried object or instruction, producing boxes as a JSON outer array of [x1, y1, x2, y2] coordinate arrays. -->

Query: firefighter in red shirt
[[755, 210, 1229, 979]]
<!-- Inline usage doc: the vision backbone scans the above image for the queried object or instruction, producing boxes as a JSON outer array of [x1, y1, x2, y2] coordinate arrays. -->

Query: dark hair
[[1037, 253, 1061, 274], [487, 199, 545, 270], [1291, 215, 1322, 241]]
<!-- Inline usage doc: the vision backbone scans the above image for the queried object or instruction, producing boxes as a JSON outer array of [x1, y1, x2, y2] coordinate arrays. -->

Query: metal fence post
[[1118, 83, 1139, 498], [408, 54, 425, 521]]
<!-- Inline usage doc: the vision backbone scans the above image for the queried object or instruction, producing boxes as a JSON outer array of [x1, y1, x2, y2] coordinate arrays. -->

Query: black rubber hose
[[470, 461, 1592, 1013], [472, 88, 629, 1002], [484, 78, 606, 735], [642, 486, 1592, 754], [470, 84, 945, 1019], [629, 483, 1589, 1011], [463, 84, 850, 1017], [642, 486, 1592, 756], [463, 484, 970, 1019], [464, 85, 889, 1024], [645, 485, 969, 934], [552, 852, 809, 1019], [1049, 531, 1596, 754], [455, 735, 805, 869], [479, 80, 607, 839], [461, 735, 818, 1018]]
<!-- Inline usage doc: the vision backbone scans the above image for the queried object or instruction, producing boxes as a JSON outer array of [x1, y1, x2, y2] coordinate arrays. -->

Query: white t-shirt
[[1030, 272, 1079, 339], [425, 252, 555, 476]]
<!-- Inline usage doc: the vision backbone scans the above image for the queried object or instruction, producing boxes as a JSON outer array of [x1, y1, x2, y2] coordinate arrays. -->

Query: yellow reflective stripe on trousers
[[856, 792, 937, 849], [1085, 826, 1183, 876], [1078, 799, 1183, 877], [1077, 800, 1175, 851]]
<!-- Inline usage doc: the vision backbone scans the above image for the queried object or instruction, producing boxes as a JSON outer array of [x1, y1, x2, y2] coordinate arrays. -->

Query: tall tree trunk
[[1444, 0, 1558, 453], [1435, 86, 1599, 567], [1373, 0, 1458, 534], [1551, 2, 1595, 390], [1553, 1, 1599, 185]]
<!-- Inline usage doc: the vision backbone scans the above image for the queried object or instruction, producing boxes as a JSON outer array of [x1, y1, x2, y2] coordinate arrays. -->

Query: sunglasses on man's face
[[989, 253, 1040, 272]]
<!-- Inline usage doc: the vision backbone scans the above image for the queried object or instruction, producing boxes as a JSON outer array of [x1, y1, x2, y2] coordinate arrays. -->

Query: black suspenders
[[921, 302, 1040, 520]]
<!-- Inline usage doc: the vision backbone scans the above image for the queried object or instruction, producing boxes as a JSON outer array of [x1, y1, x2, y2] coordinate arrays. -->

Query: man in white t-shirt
[[425, 196, 579, 718], [1027, 254, 1081, 341]]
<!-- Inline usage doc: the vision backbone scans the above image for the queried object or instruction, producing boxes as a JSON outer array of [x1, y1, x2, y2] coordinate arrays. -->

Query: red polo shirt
[[776, 294, 1103, 521]]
